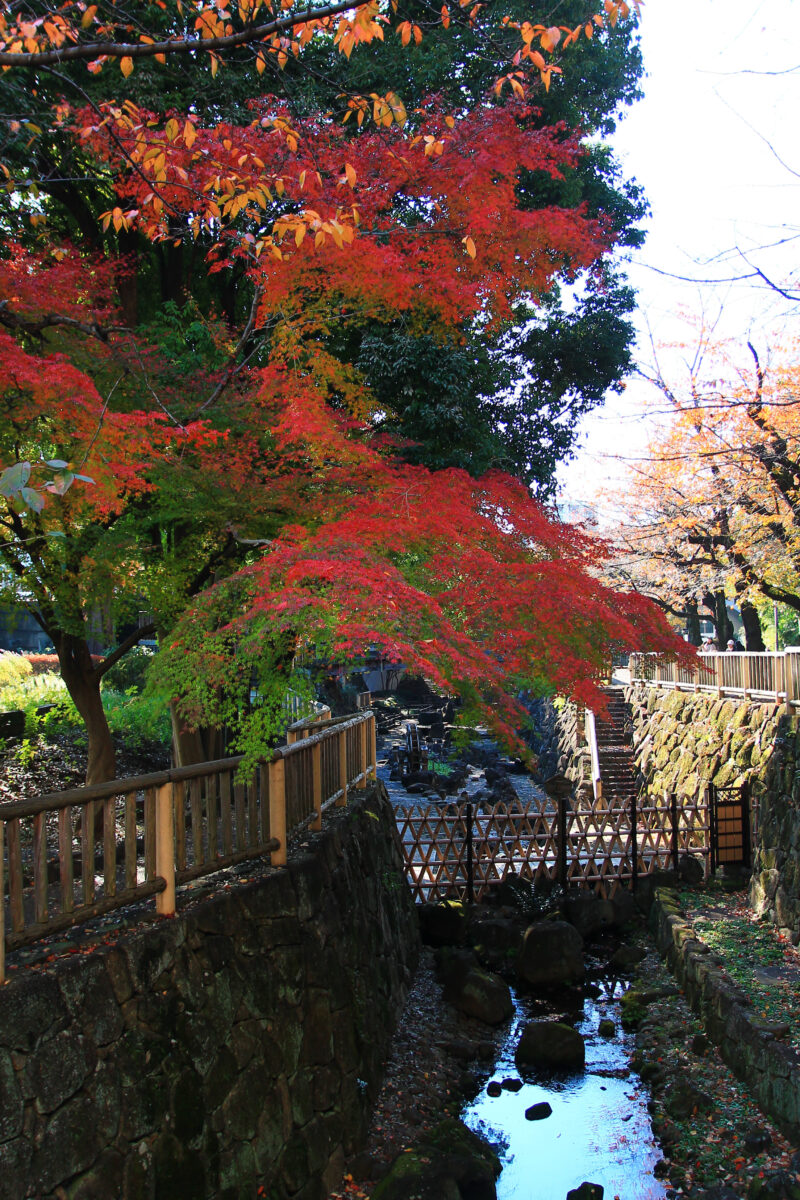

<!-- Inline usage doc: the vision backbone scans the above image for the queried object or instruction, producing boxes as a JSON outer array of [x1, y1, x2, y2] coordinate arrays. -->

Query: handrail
[[629, 649, 800, 712], [584, 708, 603, 802], [0, 709, 377, 981]]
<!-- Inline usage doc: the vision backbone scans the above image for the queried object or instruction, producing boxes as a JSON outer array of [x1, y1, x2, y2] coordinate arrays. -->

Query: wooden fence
[[629, 649, 800, 709], [396, 785, 714, 903], [0, 710, 376, 982]]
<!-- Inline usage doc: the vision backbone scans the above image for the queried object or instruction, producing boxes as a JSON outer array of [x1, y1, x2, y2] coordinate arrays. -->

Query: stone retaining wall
[[0, 783, 419, 1200], [529, 698, 591, 797], [532, 686, 800, 942], [624, 686, 800, 945], [650, 888, 800, 1142]]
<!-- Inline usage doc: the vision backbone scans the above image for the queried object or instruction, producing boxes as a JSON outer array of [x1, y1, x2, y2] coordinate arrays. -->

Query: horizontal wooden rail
[[629, 650, 800, 712], [0, 710, 377, 981]]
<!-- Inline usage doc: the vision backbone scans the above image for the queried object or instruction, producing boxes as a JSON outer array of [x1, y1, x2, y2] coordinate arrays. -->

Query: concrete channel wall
[[0, 784, 419, 1200]]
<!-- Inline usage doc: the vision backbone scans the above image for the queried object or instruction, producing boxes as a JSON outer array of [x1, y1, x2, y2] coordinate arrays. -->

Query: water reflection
[[462, 988, 666, 1200]]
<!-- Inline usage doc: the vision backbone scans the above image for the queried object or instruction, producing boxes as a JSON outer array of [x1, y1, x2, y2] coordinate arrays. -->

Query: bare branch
[[0, 0, 377, 68]]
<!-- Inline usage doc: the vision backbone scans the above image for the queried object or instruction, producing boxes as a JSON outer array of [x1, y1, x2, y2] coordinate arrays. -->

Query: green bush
[[0, 673, 70, 733], [103, 688, 171, 750], [101, 646, 157, 695], [0, 666, 171, 751], [0, 651, 33, 691]]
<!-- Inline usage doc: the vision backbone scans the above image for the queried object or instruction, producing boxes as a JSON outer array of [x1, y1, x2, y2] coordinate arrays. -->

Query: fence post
[[155, 782, 176, 916], [465, 802, 474, 904], [785, 650, 798, 716], [670, 791, 679, 872], [370, 713, 378, 781], [742, 781, 752, 869], [337, 729, 348, 807], [707, 784, 716, 876], [630, 789, 638, 892], [311, 742, 322, 832], [776, 651, 786, 709], [557, 793, 568, 889], [742, 654, 751, 698], [715, 653, 724, 698], [358, 719, 368, 788], [0, 820, 5, 985], [269, 757, 287, 866]]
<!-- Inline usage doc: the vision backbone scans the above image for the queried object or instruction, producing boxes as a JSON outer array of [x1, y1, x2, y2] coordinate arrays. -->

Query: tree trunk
[[714, 590, 733, 648], [740, 600, 765, 651], [169, 705, 228, 767], [685, 600, 701, 646], [54, 633, 116, 785]]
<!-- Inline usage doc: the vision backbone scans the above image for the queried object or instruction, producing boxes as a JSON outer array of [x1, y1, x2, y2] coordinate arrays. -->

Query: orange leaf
[[120, 56, 134, 77]]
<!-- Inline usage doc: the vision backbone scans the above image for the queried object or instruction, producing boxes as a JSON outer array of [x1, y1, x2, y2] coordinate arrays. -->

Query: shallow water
[[462, 984, 667, 1200]]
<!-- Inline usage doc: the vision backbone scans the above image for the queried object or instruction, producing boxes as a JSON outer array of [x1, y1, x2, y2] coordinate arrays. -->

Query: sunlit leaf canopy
[[0, 0, 682, 781]]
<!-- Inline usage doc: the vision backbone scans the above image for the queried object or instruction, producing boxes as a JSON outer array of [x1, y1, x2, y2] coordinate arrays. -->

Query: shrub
[[0, 651, 33, 690], [0, 673, 70, 734], [101, 646, 157, 695], [103, 688, 171, 750], [22, 653, 60, 675]]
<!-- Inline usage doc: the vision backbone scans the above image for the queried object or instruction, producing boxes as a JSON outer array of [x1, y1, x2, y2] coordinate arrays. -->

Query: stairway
[[593, 686, 639, 804]]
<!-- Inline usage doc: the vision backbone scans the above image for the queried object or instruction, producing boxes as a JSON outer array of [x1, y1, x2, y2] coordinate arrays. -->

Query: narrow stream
[[462, 983, 666, 1199], [377, 720, 667, 1199]]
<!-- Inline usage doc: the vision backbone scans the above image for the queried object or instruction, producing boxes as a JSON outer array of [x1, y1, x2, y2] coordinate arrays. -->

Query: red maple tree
[[0, 0, 680, 781]]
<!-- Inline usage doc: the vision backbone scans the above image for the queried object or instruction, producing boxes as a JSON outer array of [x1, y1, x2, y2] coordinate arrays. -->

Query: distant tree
[[603, 319, 800, 650]]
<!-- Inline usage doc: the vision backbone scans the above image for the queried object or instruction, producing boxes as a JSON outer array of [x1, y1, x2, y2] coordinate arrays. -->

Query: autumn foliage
[[603, 320, 800, 647], [0, 0, 679, 778]]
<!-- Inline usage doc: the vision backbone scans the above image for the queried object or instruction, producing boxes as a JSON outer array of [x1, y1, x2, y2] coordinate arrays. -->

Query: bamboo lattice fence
[[396, 785, 712, 903]]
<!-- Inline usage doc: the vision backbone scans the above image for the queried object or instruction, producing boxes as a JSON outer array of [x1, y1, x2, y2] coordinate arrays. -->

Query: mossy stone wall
[[529, 699, 592, 799], [650, 888, 800, 1141], [0, 784, 419, 1200], [624, 686, 800, 944]]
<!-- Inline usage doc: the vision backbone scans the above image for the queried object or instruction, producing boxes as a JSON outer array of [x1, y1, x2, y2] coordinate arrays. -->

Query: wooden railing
[[584, 708, 603, 802], [629, 650, 800, 710], [0, 710, 376, 982]]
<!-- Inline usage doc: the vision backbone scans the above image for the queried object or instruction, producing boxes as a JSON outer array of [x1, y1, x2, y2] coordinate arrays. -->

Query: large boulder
[[517, 921, 584, 987], [419, 902, 469, 947], [564, 894, 616, 939], [567, 1185, 604, 1200], [372, 1118, 500, 1200], [515, 1021, 585, 1072], [449, 969, 513, 1026]]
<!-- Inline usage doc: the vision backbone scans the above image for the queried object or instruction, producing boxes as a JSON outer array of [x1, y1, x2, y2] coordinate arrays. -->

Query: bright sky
[[556, 0, 800, 513]]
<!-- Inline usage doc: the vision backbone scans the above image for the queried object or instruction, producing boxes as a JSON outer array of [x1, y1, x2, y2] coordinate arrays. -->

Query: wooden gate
[[708, 782, 751, 871]]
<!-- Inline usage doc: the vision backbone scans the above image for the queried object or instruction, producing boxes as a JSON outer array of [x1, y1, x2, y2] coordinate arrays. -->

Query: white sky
[[556, 0, 800, 513]]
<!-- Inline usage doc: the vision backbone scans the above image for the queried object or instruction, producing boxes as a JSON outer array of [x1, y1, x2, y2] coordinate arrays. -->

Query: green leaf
[[20, 487, 45, 513], [44, 458, 69, 469], [0, 461, 31, 497], [47, 471, 75, 496]]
